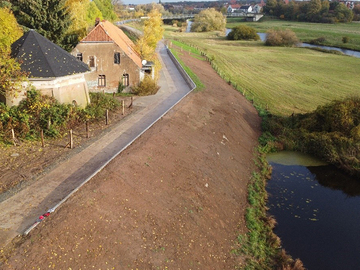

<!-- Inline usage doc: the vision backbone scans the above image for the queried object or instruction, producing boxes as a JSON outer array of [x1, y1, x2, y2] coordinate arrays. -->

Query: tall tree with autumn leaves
[[0, 6, 27, 101], [135, 9, 164, 60], [132, 8, 164, 95]]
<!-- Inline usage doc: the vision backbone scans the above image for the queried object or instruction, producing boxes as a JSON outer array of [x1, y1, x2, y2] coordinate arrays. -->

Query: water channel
[[267, 151, 360, 270]]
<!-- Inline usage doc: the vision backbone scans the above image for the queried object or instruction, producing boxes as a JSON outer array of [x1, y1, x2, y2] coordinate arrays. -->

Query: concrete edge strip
[[23, 47, 197, 236]]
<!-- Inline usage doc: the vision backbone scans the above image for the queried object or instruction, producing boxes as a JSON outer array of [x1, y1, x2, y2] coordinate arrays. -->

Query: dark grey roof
[[11, 30, 90, 78]]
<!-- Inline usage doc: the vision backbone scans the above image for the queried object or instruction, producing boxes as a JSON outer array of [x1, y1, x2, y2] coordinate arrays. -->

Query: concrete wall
[[5, 74, 90, 109], [166, 46, 196, 90], [72, 42, 142, 93]]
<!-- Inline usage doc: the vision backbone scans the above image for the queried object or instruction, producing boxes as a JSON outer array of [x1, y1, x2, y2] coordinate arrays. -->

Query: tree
[[306, 0, 322, 22], [0, 7, 26, 101], [11, 0, 73, 50], [65, 0, 89, 41], [334, 3, 353, 22], [191, 8, 226, 32], [93, 0, 117, 21], [0, 7, 23, 52], [86, 1, 103, 26], [135, 8, 163, 59], [0, 51, 28, 102]]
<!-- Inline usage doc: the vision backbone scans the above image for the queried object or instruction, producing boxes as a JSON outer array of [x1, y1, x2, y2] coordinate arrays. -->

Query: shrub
[[309, 36, 326, 45], [263, 97, 360, 176], [84, 92, 121, 119], [265, 29, 299, 47], [131, 75, 160, 96], [227, 25, 260, 41], [342, 36, 350, 43]]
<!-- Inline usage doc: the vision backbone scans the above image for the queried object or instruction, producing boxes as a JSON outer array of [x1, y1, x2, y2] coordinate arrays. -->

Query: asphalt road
[[0, 41, 194, 249]]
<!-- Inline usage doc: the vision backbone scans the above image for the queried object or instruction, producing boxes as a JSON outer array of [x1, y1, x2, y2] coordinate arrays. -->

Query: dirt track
[[1, 47, 261, 269]]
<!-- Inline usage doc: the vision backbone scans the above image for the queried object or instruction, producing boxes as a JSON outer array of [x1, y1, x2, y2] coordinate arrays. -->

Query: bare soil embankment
[[1, 48, 261, 269]]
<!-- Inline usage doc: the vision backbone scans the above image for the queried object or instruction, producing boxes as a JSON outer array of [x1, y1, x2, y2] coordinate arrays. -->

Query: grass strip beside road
[[168, 44, 205, 91]]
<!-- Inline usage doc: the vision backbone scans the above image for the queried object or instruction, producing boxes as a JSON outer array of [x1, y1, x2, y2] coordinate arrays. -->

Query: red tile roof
[[81, 20, 142, 68]]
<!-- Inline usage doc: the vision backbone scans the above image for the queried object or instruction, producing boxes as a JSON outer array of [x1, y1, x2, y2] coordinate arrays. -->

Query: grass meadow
[[227, 18, 360, 51], [164, 25, 360, 116]]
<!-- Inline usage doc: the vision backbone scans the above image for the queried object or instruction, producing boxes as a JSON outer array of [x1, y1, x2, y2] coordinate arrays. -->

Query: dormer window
[[76, 53, 83, 62], [114, 52, 120, 64]]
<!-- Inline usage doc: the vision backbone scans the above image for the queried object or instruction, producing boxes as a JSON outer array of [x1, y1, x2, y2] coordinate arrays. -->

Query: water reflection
[[308, 165, 360, 197], [267, 152, 360, 270]]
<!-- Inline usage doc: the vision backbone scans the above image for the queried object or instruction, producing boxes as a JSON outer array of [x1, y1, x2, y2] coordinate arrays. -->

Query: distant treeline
[[264, 0, 359, 23]]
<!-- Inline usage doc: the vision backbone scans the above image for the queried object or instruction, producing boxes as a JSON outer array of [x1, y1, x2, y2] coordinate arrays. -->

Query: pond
[[266, 151, 360, 270]]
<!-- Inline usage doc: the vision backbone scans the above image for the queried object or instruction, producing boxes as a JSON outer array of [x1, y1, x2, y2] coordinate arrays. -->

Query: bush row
[[0, 90, 120, 143], [263, 97, 360, 176]]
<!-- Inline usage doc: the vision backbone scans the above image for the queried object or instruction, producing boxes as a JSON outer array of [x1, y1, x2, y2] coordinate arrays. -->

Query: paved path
[[0, 42, 194, 249]]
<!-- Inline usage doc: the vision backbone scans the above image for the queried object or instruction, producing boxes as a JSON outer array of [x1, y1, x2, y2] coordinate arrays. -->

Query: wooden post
[[113, 92, 115, 98], [122, 100, 125, 115], [69, 129, 73, 149], [105, 109, 109, 125], [128, 96, 133, 109], [40, 129, 45, 147], [11, 129, 16, 146], [86, 121, 90, 138]]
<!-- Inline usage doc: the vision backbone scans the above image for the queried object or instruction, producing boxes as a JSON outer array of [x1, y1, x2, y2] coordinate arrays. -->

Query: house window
[[76, 53, 83, 62], [89, 56, 95, 68], [122, 74, 129, 86], [98, 75, 106, 87], [114, 52, 120, 64]]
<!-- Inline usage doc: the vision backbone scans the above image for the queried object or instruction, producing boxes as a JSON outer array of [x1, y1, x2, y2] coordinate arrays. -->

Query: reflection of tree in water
[[308, 165, 360, 197]]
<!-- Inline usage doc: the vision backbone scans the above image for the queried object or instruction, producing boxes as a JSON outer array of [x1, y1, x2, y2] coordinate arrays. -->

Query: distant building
[[6, 30, 90, 108], [227, 4, 241, 13], [240, 5, 253, 13]]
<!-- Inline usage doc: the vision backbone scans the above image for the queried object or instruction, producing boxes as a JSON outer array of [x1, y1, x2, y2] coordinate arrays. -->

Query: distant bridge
[[116, 13, 263, 26]]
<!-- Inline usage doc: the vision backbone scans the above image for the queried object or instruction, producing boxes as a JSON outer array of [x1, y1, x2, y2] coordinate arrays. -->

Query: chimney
[[95, 18, 100, 27]]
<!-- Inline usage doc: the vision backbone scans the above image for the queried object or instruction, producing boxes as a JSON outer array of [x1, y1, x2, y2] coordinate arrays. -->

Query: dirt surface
[[1, 47, 261, 269]]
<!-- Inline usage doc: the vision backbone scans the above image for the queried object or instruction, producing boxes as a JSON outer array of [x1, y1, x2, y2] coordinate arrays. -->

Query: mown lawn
[[165, 29, 360, 116], [226, 18, 360, 51]]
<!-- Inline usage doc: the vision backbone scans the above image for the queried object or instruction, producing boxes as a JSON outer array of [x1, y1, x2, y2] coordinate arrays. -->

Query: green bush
[[84, 92, 121, 119], [342, 36, 350, 43], [265, 29, 299, 47], [309, 36, 326, 45], [227, 25, 260, 41]]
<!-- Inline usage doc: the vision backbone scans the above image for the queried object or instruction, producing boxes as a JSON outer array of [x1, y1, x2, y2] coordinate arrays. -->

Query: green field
[[165, 27, 360, 116], [226, 18, 360, 51]]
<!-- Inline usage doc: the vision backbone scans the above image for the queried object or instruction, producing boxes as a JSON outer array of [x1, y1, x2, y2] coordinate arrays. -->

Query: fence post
[[86, 121, 90, 138], [11, 129, 16, 146], [128, 96, 133, 109], [70, 129, 73, 149], [40, 129, 45, 147], [122, 100, 125, 115], [105, 109, 109, 125]]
